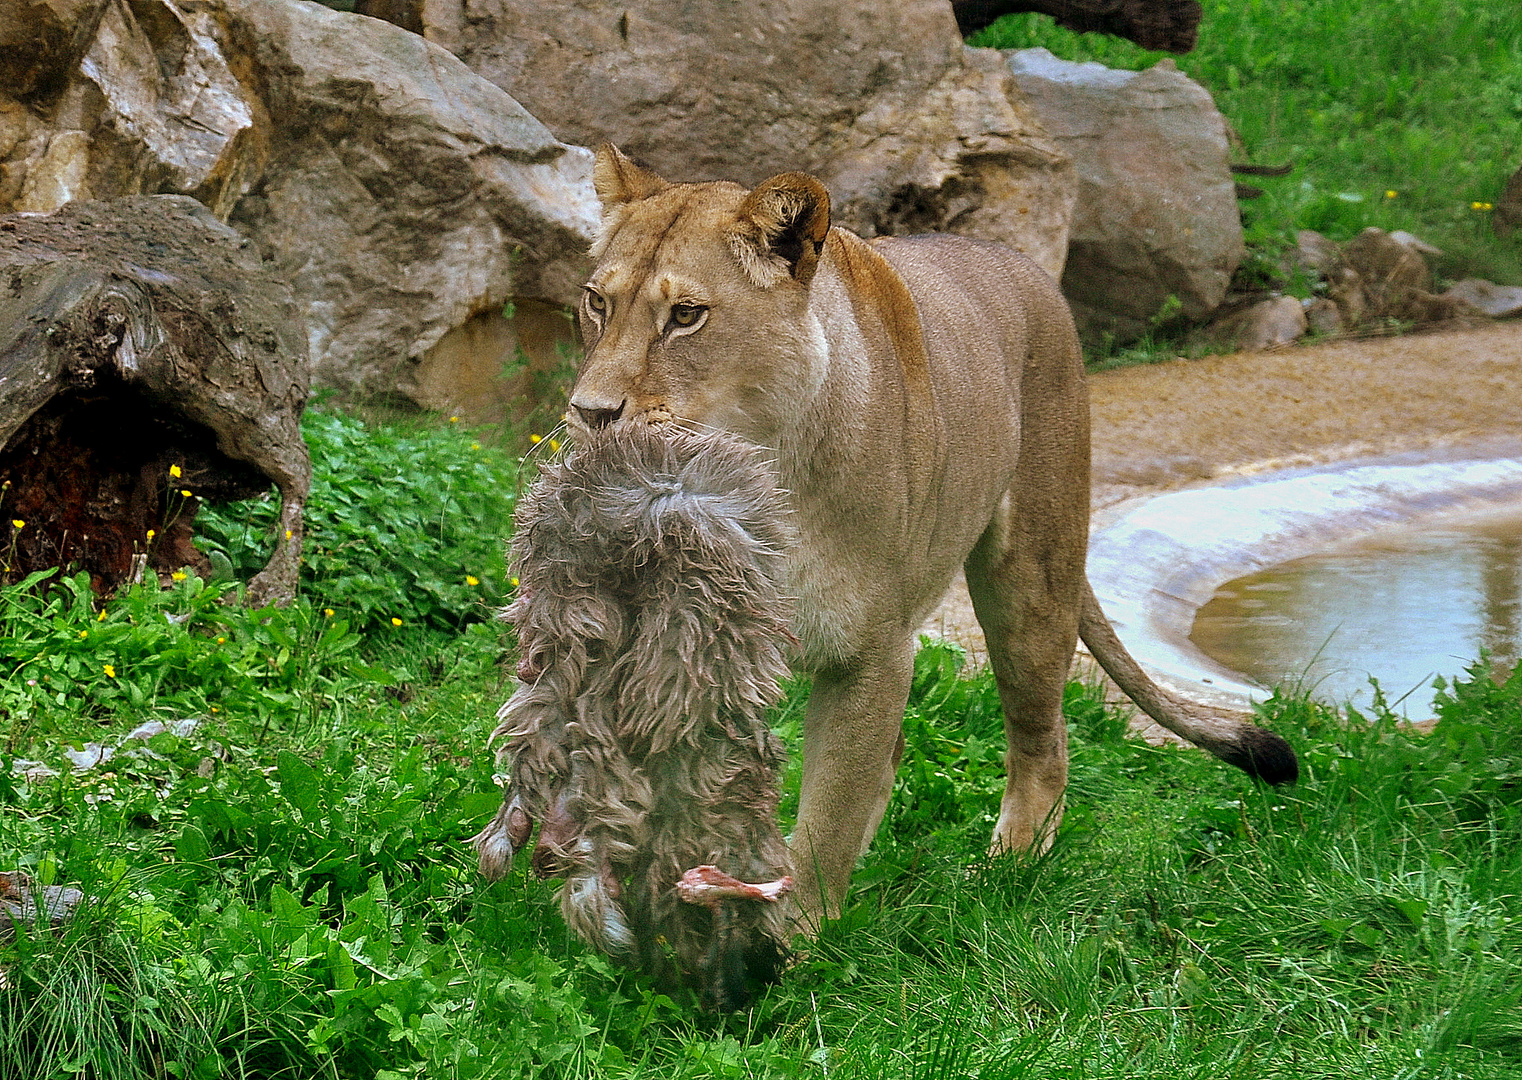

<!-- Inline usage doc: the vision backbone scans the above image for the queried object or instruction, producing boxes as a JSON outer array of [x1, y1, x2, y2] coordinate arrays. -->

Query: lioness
[[560, 145, 1297, 925]]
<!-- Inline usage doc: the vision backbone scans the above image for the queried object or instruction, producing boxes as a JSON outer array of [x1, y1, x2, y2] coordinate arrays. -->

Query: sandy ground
[[924, 323, 1522, 664]]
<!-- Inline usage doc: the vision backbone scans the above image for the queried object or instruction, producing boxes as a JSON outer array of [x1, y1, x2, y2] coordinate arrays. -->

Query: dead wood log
[[0, 195, 310, 604], [953, 0, 1203, 53]]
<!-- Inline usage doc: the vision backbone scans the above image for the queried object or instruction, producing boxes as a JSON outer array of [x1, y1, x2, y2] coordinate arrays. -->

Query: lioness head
[[568, 145, 833, 448]]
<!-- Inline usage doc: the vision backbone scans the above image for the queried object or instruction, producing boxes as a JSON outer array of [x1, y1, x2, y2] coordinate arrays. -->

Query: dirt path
[[926, 323, 1522, 661], [1089, 323, 1522, 508]]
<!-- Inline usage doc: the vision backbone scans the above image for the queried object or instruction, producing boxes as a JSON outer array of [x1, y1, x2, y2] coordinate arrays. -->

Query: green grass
[[970, 0, 1522, 364], [2, 412, 1521, 1077]]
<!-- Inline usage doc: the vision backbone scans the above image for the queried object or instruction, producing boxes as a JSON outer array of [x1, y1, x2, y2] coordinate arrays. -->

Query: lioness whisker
[[671, 415, 784, 468], [518, 419, 570, 463]]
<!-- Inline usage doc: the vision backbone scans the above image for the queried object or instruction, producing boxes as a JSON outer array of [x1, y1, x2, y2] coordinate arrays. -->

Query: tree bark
[[0, 196, 310, 603], [953, 0, 1203, 54]]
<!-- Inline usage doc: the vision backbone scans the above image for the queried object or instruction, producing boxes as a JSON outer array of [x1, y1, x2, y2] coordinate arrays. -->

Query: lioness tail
[[1078, 585, 1299, 784]]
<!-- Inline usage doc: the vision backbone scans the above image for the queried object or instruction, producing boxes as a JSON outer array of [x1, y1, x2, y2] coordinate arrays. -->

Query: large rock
[[1005, 48, 1245, 345], [0, 0, 598, 404], [366, 0, 1076, 278]]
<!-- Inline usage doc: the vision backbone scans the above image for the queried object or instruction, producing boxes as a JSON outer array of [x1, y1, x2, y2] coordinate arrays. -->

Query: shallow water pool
[[1189, 508, 1522, 715]]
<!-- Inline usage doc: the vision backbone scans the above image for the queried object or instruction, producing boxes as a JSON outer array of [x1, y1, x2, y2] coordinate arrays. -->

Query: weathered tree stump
[[0, 195, 310, 604], [953, 0, 1203, 53]]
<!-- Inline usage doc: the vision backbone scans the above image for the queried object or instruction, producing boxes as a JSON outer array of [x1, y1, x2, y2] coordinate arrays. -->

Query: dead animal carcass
[[472, 425, 797, 1010]]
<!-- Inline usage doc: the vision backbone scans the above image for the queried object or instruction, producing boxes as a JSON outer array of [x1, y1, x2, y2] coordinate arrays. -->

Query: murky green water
[[1190, 509, 1522, 714]]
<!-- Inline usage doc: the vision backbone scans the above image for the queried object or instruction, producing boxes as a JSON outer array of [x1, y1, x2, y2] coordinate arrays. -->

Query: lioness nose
[[571, 397, 626, 430]]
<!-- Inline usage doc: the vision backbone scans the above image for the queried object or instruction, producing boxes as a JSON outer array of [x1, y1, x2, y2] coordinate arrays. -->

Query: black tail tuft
[[1218, 728, 1299, 785]]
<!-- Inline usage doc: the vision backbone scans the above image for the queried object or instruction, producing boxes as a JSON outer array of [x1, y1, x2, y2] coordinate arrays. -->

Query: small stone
[[1203, 296, 1307, 352], [1328, 266, 1367, 326], [1389, 230, 1444, 258], [1441, 279, 1522, 319], [1342, 228, 1431, 300], [1302, 296, 1342, 335], [1333, 227, 1477, 328], [1290, 229, 1342, 277], [0, 871, 86, 940]]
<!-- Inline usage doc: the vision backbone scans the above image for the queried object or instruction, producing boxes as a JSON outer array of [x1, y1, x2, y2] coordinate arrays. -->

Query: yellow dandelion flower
[[210, 706, 219, 713], [284, 529, 293, 540], [169, 464, 182, 478], [510, 576, 520, 587], [1384, 190, 1397, 199], [470, 442, 481, 451], [216, 637, 226, 644], [324, 608, 335, 617], [97, 609, 107, 622], [180, 489, 192, 498], [529, 433, 543, 444], [103, 664, 116, 679], [10, 519, 22, 530], [78, 630, 88, 639], [1473, 201, 1494, 211], [449, 415, 460, 424], [390, 617, 402, 627], [466, 575, 480, 586], [171, 571, 187, 582], [146, 529, 156, 540], [549, 439, 562, 453]]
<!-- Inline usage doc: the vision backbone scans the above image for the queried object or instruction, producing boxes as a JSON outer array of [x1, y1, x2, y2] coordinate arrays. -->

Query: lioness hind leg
[[964, 506, 1084, 856]]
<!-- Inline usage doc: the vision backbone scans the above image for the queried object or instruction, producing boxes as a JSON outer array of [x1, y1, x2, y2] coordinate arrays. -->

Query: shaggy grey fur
[[471, 425, 797, 1010]]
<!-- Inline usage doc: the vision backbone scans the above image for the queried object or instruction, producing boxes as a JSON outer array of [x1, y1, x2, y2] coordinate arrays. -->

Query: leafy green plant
[[0, 569, 374, 757], [198, 409, 519, 635]]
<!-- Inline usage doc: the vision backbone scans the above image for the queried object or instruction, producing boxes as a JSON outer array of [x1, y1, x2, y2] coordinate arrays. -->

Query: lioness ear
[[593, 144, 668, 209], [731, 173, 832, 288]]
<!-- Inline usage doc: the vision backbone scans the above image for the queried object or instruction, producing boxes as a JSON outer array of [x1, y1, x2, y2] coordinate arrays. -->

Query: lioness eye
[[584, 290, 607, 315], [669, 304, 705, 329]]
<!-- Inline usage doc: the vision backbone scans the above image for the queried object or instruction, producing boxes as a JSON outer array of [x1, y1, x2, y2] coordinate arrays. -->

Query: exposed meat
[[676, 865, 793, 909]]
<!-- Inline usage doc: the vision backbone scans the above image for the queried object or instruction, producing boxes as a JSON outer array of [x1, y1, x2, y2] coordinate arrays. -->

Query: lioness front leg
[[789, 640, 914, 926]]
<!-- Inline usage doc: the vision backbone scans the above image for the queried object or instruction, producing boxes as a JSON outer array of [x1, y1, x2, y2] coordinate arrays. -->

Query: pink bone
[[676, 865, 794, 909]]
